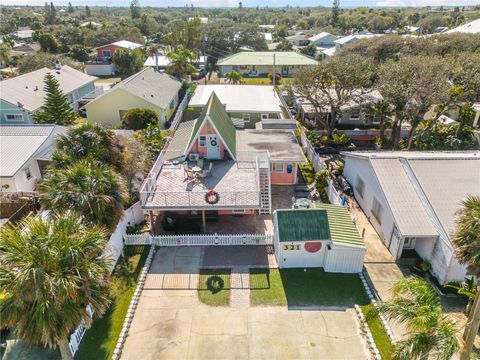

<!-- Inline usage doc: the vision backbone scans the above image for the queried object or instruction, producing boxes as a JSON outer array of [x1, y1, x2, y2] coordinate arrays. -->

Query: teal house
[[0, 65, 97, 124]]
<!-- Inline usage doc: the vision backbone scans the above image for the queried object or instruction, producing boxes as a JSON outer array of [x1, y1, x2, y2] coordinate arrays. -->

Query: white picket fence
[[69, 305, 94, 356], [327, 177, 344, 206], [300, 130, 324, 172], [124, 233, 274, 246]]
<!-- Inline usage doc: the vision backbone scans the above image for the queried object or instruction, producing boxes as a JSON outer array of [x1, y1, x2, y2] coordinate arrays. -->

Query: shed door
[[206, 134, 221, 159], [388, 225, 402, 260]]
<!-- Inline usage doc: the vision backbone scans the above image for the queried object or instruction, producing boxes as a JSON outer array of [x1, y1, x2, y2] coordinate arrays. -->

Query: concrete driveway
[[121, 247, 371, 360]]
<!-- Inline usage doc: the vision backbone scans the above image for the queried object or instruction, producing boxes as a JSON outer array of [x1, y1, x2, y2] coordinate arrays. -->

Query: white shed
[[273, 205, 366, 273]]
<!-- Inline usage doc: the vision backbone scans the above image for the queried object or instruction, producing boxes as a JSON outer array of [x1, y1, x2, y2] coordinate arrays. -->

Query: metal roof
[[370, 158, 437, 236], [308, 32, 335, 42], [164, 119, 197, 161], [87, 67, 182, 110], [0, 125, 64, 177], [236, 129, 305, 162], [408, 158, 480, 235], [275, 205, 364, 248], [0, 66, 97, 112], [446, 18, 480, 34], [217, 51, 318, 66], [189, 85, 284, 114]]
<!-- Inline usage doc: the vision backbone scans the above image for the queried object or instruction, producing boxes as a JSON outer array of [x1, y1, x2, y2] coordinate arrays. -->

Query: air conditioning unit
[[189, 153, 199, 161]]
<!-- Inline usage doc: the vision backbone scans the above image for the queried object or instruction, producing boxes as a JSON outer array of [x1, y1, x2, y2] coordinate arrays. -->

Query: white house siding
[[277, 240, 328, 268], [103, 202, 144, 271], [445, 256, 468, 283], [324, 245, 365, 273], [344, 156, 396, 247], [414, 237, 437, 261]]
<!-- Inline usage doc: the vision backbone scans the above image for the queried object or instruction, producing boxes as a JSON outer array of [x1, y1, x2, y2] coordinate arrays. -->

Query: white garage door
[[279, 241, 327, 268]]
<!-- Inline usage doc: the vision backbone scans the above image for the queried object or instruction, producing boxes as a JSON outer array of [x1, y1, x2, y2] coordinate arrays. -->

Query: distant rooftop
[[446, 18, 480, 34], [189, 85, 284, 114], [0, 66, 97, 112], [217, 51, 318, 66]]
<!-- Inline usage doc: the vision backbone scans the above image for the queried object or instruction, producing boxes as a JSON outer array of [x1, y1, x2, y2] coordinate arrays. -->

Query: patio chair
[[197, 158, 204, 170], [199, 162, 213, 178], [183, 163, 195, 181]]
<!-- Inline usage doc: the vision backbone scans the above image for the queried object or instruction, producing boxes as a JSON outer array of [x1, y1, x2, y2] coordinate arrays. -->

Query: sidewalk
[[347, 200, 408, 340]]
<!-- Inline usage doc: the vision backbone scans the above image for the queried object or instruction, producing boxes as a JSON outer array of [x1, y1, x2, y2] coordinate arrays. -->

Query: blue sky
[[3, 0, 480, 7]]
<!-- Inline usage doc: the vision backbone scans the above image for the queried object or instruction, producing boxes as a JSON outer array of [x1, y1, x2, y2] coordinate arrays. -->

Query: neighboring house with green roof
[[273, 206, 366, 273], [217, 51, 318, 78], [84, 67, 182, 128]]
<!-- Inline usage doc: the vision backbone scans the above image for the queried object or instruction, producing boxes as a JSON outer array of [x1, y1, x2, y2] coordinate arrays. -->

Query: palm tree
[[377, 277, 460, 360], [166, 46, 196, 79], [445, 277, 478, 314], [364, 100, 392, 142], [146, 43, 163, 72], [53, 123, 122, 170], [225, 70, 245, 85], [451, 195, 480, 360], [0, 213, 112, 360], [38, 159, 128, 229]]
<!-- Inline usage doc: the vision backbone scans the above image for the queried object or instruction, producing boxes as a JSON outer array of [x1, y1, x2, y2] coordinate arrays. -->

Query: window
[[274, 163, 284, 173], [199, 135, 206, 147], [24, 167, 32, 180], [242, 114, 251, 123], [4, 113, 23, 122], [239, 65, 248, 70], [349, 111, 361, 121], [261, 114, 269, 120], [355, 176, 365, 198], [371, 197, 384, 224], [102, 49, 112, 57]]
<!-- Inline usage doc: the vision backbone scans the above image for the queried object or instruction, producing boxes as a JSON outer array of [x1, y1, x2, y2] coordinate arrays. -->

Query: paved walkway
[[121, 247, 371, 360], [347, 200, 408, 340], [230, 266, 250, 308]]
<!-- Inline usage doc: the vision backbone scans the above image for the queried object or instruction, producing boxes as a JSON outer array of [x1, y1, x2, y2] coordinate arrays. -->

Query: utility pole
[[204, 35, 208, 85], [272, 53, 276, 87]]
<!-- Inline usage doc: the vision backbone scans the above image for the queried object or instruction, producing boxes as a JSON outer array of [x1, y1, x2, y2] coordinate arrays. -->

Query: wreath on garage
[[205, 189, 220, 204], [210, 139, 218, 147]]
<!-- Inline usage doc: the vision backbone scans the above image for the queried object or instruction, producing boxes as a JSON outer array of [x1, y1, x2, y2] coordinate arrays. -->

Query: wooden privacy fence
[[124, 233, 274, 246]]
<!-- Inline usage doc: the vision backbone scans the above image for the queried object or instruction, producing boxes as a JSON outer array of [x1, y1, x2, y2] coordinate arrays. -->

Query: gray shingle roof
[[0, 66, 97, 112], [105, 67, 182, 110]]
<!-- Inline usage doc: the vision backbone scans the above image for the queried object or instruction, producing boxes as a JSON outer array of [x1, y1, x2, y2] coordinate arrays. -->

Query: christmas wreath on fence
[[205, 189, 220, 204]]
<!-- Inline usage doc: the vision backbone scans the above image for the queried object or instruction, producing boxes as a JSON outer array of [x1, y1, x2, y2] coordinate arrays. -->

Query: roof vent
[[151, 94, 154, 97], [34, 86, 39, 91]]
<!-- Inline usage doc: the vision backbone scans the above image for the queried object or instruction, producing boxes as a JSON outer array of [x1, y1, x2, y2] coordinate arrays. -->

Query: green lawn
[[241, 77, 294, 86], [74, 246, 149, 360], [250, 268, 369, 307], [197, 269, 231, 306], [360, 304, 394, 360]]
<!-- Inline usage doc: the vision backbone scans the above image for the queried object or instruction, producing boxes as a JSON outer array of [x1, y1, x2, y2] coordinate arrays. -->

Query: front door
[[282, 65, 289, 76], [206, 134, 221, 159]]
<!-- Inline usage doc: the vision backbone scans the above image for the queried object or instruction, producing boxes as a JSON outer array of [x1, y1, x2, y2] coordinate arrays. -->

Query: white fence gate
[[327, 177, 344, 206], [124, 233, 274, 246]]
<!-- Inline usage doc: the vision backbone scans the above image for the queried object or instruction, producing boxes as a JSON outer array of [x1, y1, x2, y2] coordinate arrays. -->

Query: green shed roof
[[276, 205, 364, 248], [217, 51, 318, 66]]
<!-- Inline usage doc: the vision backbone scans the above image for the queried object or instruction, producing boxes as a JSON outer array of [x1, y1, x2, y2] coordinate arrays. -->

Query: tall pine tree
[[67, 2, 74, 13], [130, 0, 141, 19], [331, 0, 340, 26], [85, 5, 91, 17], [35, 73, 76, 125]]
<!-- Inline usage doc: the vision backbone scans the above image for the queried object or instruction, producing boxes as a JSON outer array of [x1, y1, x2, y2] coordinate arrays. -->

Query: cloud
[[377, 0, 480, 6]]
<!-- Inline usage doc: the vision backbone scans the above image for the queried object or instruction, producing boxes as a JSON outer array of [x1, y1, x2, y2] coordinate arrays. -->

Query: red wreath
[[205, 189, 220, 204]]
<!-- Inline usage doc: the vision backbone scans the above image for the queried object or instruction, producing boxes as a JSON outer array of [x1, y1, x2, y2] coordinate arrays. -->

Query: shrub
[[121, 108, 159, 130], [268, 72, 282, 84]]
